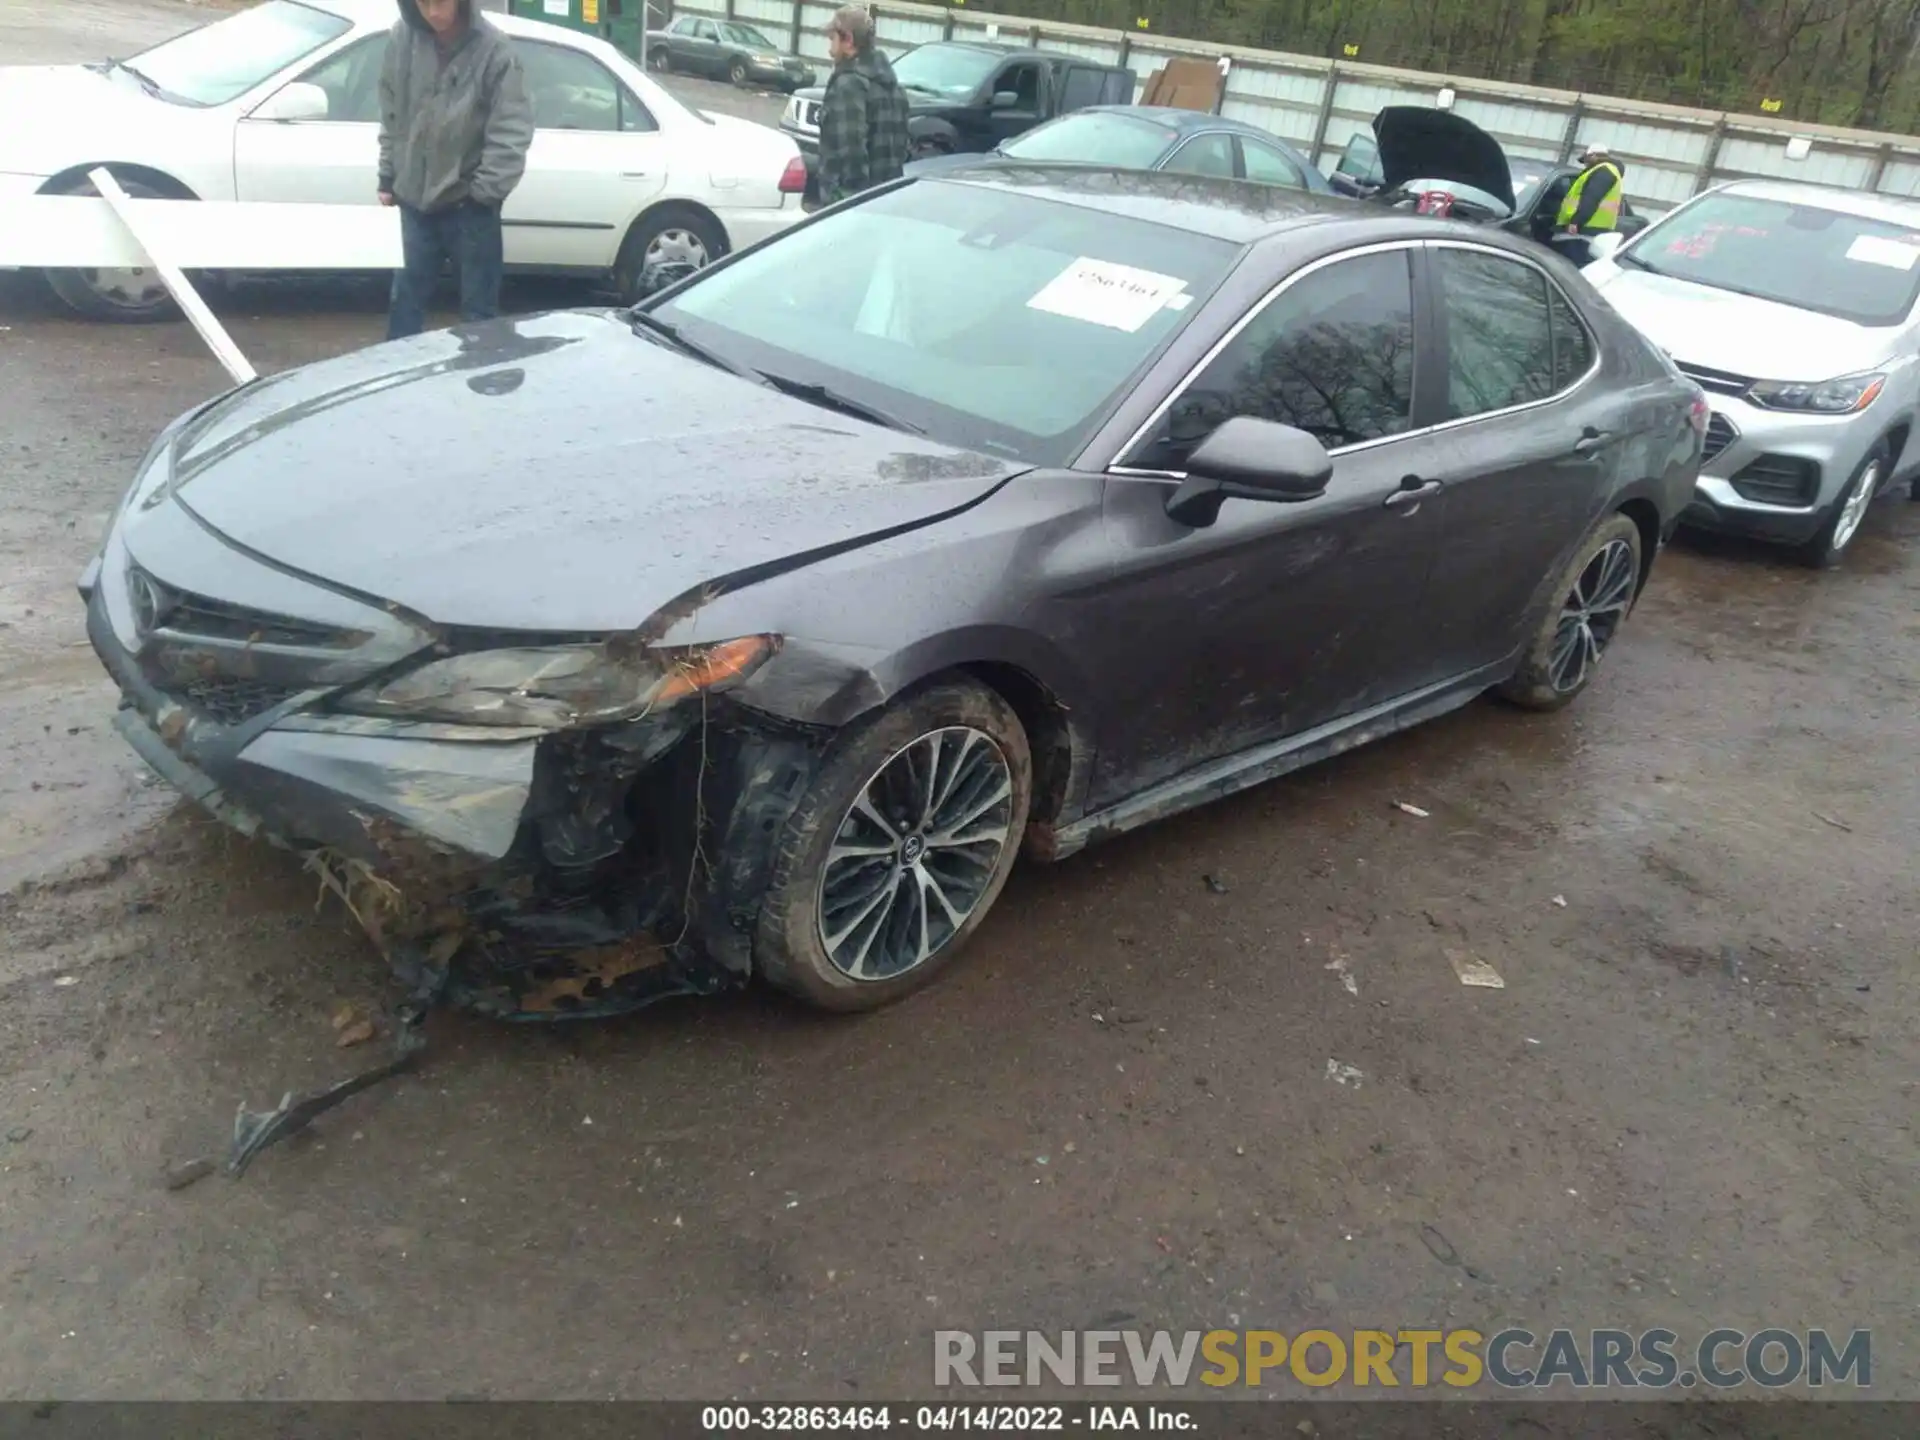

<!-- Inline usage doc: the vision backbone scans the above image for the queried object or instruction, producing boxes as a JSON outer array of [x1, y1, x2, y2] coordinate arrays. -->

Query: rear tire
[[1796, 446, 1885, 569], [614, 205, 727, 302], [1497, 512, 1643, 712], [43, 172, 198, 323], [649, 47, 671, 71], [754, 679, 1032, 1013]]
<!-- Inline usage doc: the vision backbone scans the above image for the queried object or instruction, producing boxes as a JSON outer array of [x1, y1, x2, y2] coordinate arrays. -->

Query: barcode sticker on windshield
[[1028, 258, 1189, 332], [1845, 235, 1920, 270]]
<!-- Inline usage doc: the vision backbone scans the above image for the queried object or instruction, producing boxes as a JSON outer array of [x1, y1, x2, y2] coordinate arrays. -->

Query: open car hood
[[1373, 106, 1515, 213]]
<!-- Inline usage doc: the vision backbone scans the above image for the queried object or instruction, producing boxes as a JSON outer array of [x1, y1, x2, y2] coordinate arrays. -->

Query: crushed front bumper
[[83, 534, 816, 1020]]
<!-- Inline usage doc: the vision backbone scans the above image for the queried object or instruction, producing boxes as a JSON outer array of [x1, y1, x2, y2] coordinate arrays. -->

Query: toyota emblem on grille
[[129, 569, 174, 637]]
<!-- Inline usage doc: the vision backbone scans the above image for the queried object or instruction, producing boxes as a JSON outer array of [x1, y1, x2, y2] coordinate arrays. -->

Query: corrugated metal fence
[[662, 0, 1920, 216]]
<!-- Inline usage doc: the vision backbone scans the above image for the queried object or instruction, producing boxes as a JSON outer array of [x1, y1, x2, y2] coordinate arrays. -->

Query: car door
[[1085, 244, 1451, 807], [504, 38, 669, 269], [1237, 134, 1309, 191], [232, 32, 385, 204], [1160, 130, 1237, 180], [1407, 240, 1625, 684], [684, 17, 724, 76]]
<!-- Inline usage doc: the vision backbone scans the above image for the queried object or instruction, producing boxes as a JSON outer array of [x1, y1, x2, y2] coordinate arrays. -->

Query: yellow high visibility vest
[[1557, 161, 1624, 231]]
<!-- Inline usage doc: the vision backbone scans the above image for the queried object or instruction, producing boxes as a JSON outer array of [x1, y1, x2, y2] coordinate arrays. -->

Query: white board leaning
[[0, 178, 404, 386]]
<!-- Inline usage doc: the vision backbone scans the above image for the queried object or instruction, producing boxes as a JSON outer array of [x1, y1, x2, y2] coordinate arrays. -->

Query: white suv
[[1585, 179, 1920, 566]]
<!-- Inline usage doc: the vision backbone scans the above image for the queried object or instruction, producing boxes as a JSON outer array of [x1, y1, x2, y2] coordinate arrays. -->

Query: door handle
[[1573, 427, 1617, 456], [1383, 477, 1441, 509]]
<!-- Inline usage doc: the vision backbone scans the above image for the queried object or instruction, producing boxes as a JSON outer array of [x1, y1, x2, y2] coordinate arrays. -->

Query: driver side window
[[996, 61, 1042, 110], [1126, 248, 1417, 471]]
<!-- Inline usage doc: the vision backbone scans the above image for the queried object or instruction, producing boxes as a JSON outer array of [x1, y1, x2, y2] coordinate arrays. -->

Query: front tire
[[1797, 446, 1886, 568], [728, 57, 749, 85], [755, 679, 1032, 1013], [910, 134, 952, 160], [1497, 512, 1643, 711], [43, 172, 194, 322]]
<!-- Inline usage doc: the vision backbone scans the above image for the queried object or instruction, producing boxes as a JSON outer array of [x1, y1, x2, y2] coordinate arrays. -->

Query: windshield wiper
[[755, 370, 925, 434], [111, 60, 165, 98], [628, 310, 758, 380]]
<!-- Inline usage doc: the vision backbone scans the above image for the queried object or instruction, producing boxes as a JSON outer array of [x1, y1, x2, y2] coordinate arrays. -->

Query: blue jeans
[[387, 200, 505, 341]]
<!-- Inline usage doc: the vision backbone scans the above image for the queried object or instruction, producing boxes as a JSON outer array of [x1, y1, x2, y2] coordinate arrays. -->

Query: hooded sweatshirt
[[377, 0, 534, 213], [816, 46, 910, 206]]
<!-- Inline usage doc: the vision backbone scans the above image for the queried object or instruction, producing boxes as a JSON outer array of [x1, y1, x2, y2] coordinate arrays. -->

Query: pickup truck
[[780, 39, 1137, 177]]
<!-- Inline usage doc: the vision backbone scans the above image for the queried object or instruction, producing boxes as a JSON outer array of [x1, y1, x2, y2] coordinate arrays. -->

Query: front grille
[[164, 591, 355, 649], [170, 676, 302, 727], [1702, 412, 1738, 462], [1730, 454, 1820, 507], [128, 564, 361, 650], [1674, 361, 1754, 396]]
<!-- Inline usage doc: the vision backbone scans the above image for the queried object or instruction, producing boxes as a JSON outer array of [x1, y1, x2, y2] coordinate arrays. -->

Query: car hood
[[142, 309, 1029, 632], [0, 64, 181, 170], [1585, 262, 1894, 382], [1373, 106, 1515, 212]]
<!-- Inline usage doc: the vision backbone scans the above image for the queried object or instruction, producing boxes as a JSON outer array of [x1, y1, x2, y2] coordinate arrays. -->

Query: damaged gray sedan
[[82, 166, 1704, 1021]]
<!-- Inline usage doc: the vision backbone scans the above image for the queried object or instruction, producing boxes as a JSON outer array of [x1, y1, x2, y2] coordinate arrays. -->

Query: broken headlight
[[335, 635, 779, 729]]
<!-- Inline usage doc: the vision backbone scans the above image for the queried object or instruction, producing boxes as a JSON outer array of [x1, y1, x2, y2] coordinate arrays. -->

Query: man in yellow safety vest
[[1557, 144, 1626, 238]]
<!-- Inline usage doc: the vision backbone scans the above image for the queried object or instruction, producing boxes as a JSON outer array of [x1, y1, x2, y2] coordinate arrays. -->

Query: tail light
[[1415, 189, 1455, 217], [778, 156, 808, 194], [1687, 391, 1710, 436]]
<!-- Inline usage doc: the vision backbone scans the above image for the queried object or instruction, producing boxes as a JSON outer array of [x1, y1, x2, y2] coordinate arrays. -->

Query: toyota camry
[[82, 167, 1706, 1021]]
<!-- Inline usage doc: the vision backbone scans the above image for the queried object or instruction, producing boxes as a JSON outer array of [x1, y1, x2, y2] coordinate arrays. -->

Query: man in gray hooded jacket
[[377, 0, 535, 339]]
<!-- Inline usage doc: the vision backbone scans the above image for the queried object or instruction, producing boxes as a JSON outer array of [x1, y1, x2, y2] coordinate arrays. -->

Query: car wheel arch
[[1613, 495, 1662, 599], [737, 638, 1096, 846], [40, 162, 201, 201]]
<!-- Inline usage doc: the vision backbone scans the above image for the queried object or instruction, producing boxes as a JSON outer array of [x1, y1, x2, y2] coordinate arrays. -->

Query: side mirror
[[253, 81, 329, 123], [1164, 417, 1332, 527], [1587, 231, 1627, 262], [991, 90, 1020, 110]]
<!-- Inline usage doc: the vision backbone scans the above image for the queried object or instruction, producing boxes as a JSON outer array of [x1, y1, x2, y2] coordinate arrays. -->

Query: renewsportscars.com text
[[933, 1328, 1872, 1390]]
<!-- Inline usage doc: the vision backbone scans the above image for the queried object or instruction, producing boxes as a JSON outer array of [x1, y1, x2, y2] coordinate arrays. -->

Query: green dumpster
[[508, 0, 647, 64]]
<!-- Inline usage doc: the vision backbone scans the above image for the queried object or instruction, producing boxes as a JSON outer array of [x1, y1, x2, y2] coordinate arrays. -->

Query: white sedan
[[0, 0, 807, 320]]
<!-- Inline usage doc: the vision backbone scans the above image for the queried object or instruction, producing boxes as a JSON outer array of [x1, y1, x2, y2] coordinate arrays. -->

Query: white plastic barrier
[[0, 173, 405, 384]]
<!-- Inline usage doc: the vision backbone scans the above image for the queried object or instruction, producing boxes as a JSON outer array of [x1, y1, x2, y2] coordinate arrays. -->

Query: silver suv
[[1584, 179, 1920, 566]]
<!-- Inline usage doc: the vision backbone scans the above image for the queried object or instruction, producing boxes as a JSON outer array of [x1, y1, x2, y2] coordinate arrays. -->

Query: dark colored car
[[1327, 109, 1648, 248], [646, 15, 814, 91], [81, 168, 1705, 1023], [780, 40, 1134, 165], [905, 105, 1334, 195]]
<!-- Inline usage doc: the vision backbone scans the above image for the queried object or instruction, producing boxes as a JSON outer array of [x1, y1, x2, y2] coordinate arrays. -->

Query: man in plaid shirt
[[816, 5, 911, 206]]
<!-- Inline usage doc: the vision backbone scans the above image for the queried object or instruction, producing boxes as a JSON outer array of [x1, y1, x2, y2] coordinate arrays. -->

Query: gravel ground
[[0, 0, 1916, 1407]]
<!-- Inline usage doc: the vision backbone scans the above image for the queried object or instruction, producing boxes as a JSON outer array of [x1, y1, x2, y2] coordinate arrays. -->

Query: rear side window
[[1059, 66, 1107, 111], [1548, 285, 1596, 390], [1129, 248, 1417, 466], [1435, 248, 1554, 419], [1240, 138, 1307, 190]]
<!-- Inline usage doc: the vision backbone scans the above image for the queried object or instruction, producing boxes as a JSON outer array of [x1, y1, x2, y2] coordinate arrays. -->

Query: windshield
[[121, 0, 351, 106], [1620, 190, 1920, 326], [652, 179, 1238, 464], [1003, 111, 1178, 166], [723, 24, 776, 49], [890, 44, 1002, 99]]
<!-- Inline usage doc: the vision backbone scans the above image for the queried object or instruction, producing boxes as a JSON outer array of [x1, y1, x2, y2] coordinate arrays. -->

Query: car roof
[[303, 0, 616, 42], [1714, 178, 1920, 226], [924, 164, 1491, 246], [1060, 105, 1301, 143]]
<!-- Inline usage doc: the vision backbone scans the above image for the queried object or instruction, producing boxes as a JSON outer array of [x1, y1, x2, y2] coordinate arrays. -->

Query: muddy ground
[[2, 0, 1917, 1404]]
